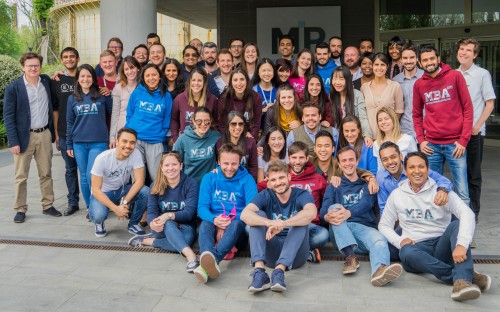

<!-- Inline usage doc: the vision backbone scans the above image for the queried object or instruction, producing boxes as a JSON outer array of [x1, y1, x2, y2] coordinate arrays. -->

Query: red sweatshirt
[[412, 63, 473, 147], [257, 162, 327, 224]]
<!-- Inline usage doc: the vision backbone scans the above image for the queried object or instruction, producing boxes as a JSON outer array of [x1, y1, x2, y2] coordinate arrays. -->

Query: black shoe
[[43, 207, 62, 217], [14, 212, 26, 223], [63, 205, 79, 216], [139, 221, 148, 228], [86, 211, 91, 222]]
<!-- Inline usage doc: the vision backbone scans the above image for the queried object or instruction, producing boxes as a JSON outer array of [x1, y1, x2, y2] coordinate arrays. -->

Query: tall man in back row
[[412, 45, 473, 205]]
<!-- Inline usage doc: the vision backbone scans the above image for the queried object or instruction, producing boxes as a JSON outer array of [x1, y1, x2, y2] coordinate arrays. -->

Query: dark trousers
[[466, 134, 483, 219], [58, 138, 80, 207]]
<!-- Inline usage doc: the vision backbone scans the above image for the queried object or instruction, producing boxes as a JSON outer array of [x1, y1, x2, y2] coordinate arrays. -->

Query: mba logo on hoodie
[[184, 111, 194, 123], [214, 190, 240, 202], [404, 207, 435, 220], [76, 101, 101, 115], [424, 86, 453, 105], [191, 145, 215, 159], [343, 190, 364, 207], [160, 201, 186, 213], [139, 101, 163, 113]]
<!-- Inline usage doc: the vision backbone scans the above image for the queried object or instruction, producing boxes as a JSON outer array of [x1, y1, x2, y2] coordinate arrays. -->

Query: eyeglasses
[[108, 45, 122, 49], [229, 122, 245, 127], [230, 45, 243, 49], [194, 119, 211, 126], [25, 64, 40, 69], [184, 53, 198, 57]]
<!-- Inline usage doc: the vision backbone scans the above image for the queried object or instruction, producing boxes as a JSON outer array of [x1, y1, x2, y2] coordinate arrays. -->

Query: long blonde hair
[[150, 152, 183, 195], [376, 107, 402, 146]]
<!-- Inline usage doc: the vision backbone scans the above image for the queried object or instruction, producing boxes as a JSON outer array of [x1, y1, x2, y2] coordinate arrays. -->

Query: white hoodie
[[379, 177, 475, 249]]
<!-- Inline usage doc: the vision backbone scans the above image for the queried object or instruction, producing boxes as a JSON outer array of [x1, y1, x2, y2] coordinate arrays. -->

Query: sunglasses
[[220, 202, 236, 220], [229, 121, 245, 127], [194, 119, 211, 126]]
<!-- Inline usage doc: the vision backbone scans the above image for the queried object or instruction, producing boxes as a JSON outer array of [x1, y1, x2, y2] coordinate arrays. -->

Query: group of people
[[3, 31, 495, 302]]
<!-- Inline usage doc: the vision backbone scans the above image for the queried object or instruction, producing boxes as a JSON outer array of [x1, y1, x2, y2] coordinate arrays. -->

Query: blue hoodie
[[147, 173, 199, 225], [125, 83, 172, 143], [321, 175, 377, 228], [358, 143, 378, 175], [197, 165, 258, 223], [173, 125, 221, 184], [315, 59, 337, 95], [66, 93, 112, 150]]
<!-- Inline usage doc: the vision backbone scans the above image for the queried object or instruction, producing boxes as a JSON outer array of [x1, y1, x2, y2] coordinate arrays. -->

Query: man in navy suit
[[3, 52, 61, 223]]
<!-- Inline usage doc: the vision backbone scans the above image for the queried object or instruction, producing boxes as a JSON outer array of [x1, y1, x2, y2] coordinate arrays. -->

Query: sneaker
[[307, 248, 322, 263], [128, 224, 146, 235], [85, 211, 90, 222], [270, 268, 287, 292], [199, 251, 220, 279], [472, 271, 491, 292], [194, 266, 208, 284], [343, 255, 360, 275], [451, 279, 481, 302], [371, 263, 403, 286], [14, 212, 26, 223], [43, 207, 62, 217], [95, 222, 106, 238], [186, 260, 199, 273], [223, 247, 238, 260], [128, 234, 148, 247], [248, 268, 271, 293]]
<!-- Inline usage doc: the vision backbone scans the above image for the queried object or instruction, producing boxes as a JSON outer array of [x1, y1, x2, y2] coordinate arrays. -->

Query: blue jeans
[[89, 184, 149, 227], [152, 221, 196, 254], [198, 219, 246, 263], [58, 138, 80, 207], [329, 221, 390, 275], [73, 142, 108, 206], [399, 220, 473, 284], [249, 212, 309, 269], [427, 142, 470, 206], [308, 223, 329, 249]]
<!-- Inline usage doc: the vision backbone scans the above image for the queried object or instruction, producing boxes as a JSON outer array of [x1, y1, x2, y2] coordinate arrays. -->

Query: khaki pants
[[13, 129, 54, 212]]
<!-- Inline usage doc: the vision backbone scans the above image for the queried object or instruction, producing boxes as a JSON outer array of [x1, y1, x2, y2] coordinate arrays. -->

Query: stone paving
[[0, 146, 499, 311]]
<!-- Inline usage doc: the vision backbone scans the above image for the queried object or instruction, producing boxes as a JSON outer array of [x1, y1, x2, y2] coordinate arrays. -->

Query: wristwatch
[[437, 187, 449, 194], [122, 199, 128, 205]]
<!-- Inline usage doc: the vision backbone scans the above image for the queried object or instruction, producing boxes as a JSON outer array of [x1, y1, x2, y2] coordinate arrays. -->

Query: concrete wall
[[218, 0, 374, 50]]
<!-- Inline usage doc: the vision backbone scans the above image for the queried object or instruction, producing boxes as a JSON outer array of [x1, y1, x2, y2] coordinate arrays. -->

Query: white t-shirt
[[91, 148, 144, 192], [258, 155, 288, 178]]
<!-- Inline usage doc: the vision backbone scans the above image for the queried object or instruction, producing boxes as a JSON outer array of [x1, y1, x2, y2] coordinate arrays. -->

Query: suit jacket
[[3, 74, 55, 153]]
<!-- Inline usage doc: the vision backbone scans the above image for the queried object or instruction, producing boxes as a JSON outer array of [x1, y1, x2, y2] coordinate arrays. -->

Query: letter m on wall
[[271, 28, 299, 54]]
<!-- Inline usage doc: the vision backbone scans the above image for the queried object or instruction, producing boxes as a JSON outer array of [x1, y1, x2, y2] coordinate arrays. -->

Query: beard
[[274, 183, 290, 195]]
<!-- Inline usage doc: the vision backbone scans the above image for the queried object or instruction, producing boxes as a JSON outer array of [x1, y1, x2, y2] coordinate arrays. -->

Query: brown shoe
[[451, 279, 481, 301], [472, 271, 491, 292], [371, 263, 403, 286], [343, 255, 359, 275]]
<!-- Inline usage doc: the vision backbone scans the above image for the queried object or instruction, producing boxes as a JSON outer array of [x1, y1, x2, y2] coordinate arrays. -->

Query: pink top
[[288, 76, 306, 95]]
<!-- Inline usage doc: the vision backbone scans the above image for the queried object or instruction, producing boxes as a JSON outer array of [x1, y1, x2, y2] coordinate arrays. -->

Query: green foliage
[[0, 122, 6, 146], [33, 0, 54, 20], [0, 0, 21, 56], [0, 54, 23, 121]]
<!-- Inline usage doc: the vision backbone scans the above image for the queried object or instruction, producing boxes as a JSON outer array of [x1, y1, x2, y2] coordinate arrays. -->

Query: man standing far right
[[456, 37, 496, 222], [412, 45, 473, 205]]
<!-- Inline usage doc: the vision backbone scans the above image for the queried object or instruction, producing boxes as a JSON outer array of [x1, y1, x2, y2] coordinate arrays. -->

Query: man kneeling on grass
[[241, 160, 316, 292]]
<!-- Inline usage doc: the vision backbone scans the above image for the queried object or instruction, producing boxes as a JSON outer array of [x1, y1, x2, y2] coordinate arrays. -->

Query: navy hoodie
[[147, 173, 198, 225], [321, 175, 377, 228]]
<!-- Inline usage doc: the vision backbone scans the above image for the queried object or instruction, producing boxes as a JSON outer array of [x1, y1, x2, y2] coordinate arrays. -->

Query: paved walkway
[[0, 146, 499, 311]]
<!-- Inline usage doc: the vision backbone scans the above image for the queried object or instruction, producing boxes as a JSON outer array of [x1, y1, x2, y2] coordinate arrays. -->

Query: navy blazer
[[3, 74, 55, 153]]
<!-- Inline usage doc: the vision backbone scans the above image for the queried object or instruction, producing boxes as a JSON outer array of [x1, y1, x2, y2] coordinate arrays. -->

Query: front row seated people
[[241, 160, 317, 292], [321, 146, 403, 286], [89, 128, 149, 237], [194, 143, 258, 284], [379, 151, 491, 302], [128, 152, 200, 273]]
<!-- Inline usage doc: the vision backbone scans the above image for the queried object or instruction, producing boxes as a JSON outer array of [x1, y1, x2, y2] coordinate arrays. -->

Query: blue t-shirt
[[251, 188, 313, 236]]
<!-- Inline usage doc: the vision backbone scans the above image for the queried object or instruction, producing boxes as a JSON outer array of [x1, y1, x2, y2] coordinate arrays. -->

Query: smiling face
[[401, 49, 417, 72], [267, 170, 290, 195], [192, 111, 211, 136], [307, 77, 322, 98], [161, 155, 182, 181], [279, 38, 294, 58], [379, 146, 403, 177], [338, 149, 358, 177], [315, 47, 330, 66], [314, 136, 334, 162], [231, 72, 247, 96], [164, 64, 178, 83], [343, 47, 360, 70], [116, 131, 137, 159], [388, 44, 402, 62], [143, 67, 160, 90], [229, 40, 243, 58], [100, 55, 117, 76], [217, 53, 234, 74], [331, 71, 346, 93], [360, 57, 373, 77], [77, 68, 93, 93], [107, 40, 123, 59], [267, 130, 285, 154], [203, 47, 217, 66], [190, 72, 204, 95], [133, 47, 148, 64], [342, 121, 360, 145], [23, 57, 41, 80], [219, 152, 241, 179], [288, 150, 308, 175], [61, 51, 79, 71], [405, 155, 429, 189], [123, 62, 139, 82], [183, 48, 198, 67], [419, 51, 440, 76], [244, 45, 258, 65], [279, 89, 295, 111], [277, 66, 291, 82], [373, 58, 388, 78], [228, 115, 245, 140], [149, 45, 165, 66], [377, 111, 394, 134], [457, 43, 477, 68], [297, 52, 312, 73], [302, 106, 321, 132], [258, 63, 274, 84]]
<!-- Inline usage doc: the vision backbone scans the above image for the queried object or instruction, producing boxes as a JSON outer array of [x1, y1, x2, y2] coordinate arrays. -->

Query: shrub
[[0, 54, 23, 121]]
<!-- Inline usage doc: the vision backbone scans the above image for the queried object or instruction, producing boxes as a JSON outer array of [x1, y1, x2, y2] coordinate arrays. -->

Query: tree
[[0, 0, 20, 56], [33, 0, 53, 35]]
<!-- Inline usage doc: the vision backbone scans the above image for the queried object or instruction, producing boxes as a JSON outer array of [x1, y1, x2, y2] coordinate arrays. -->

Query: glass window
[[473, 0, 500, 23]]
